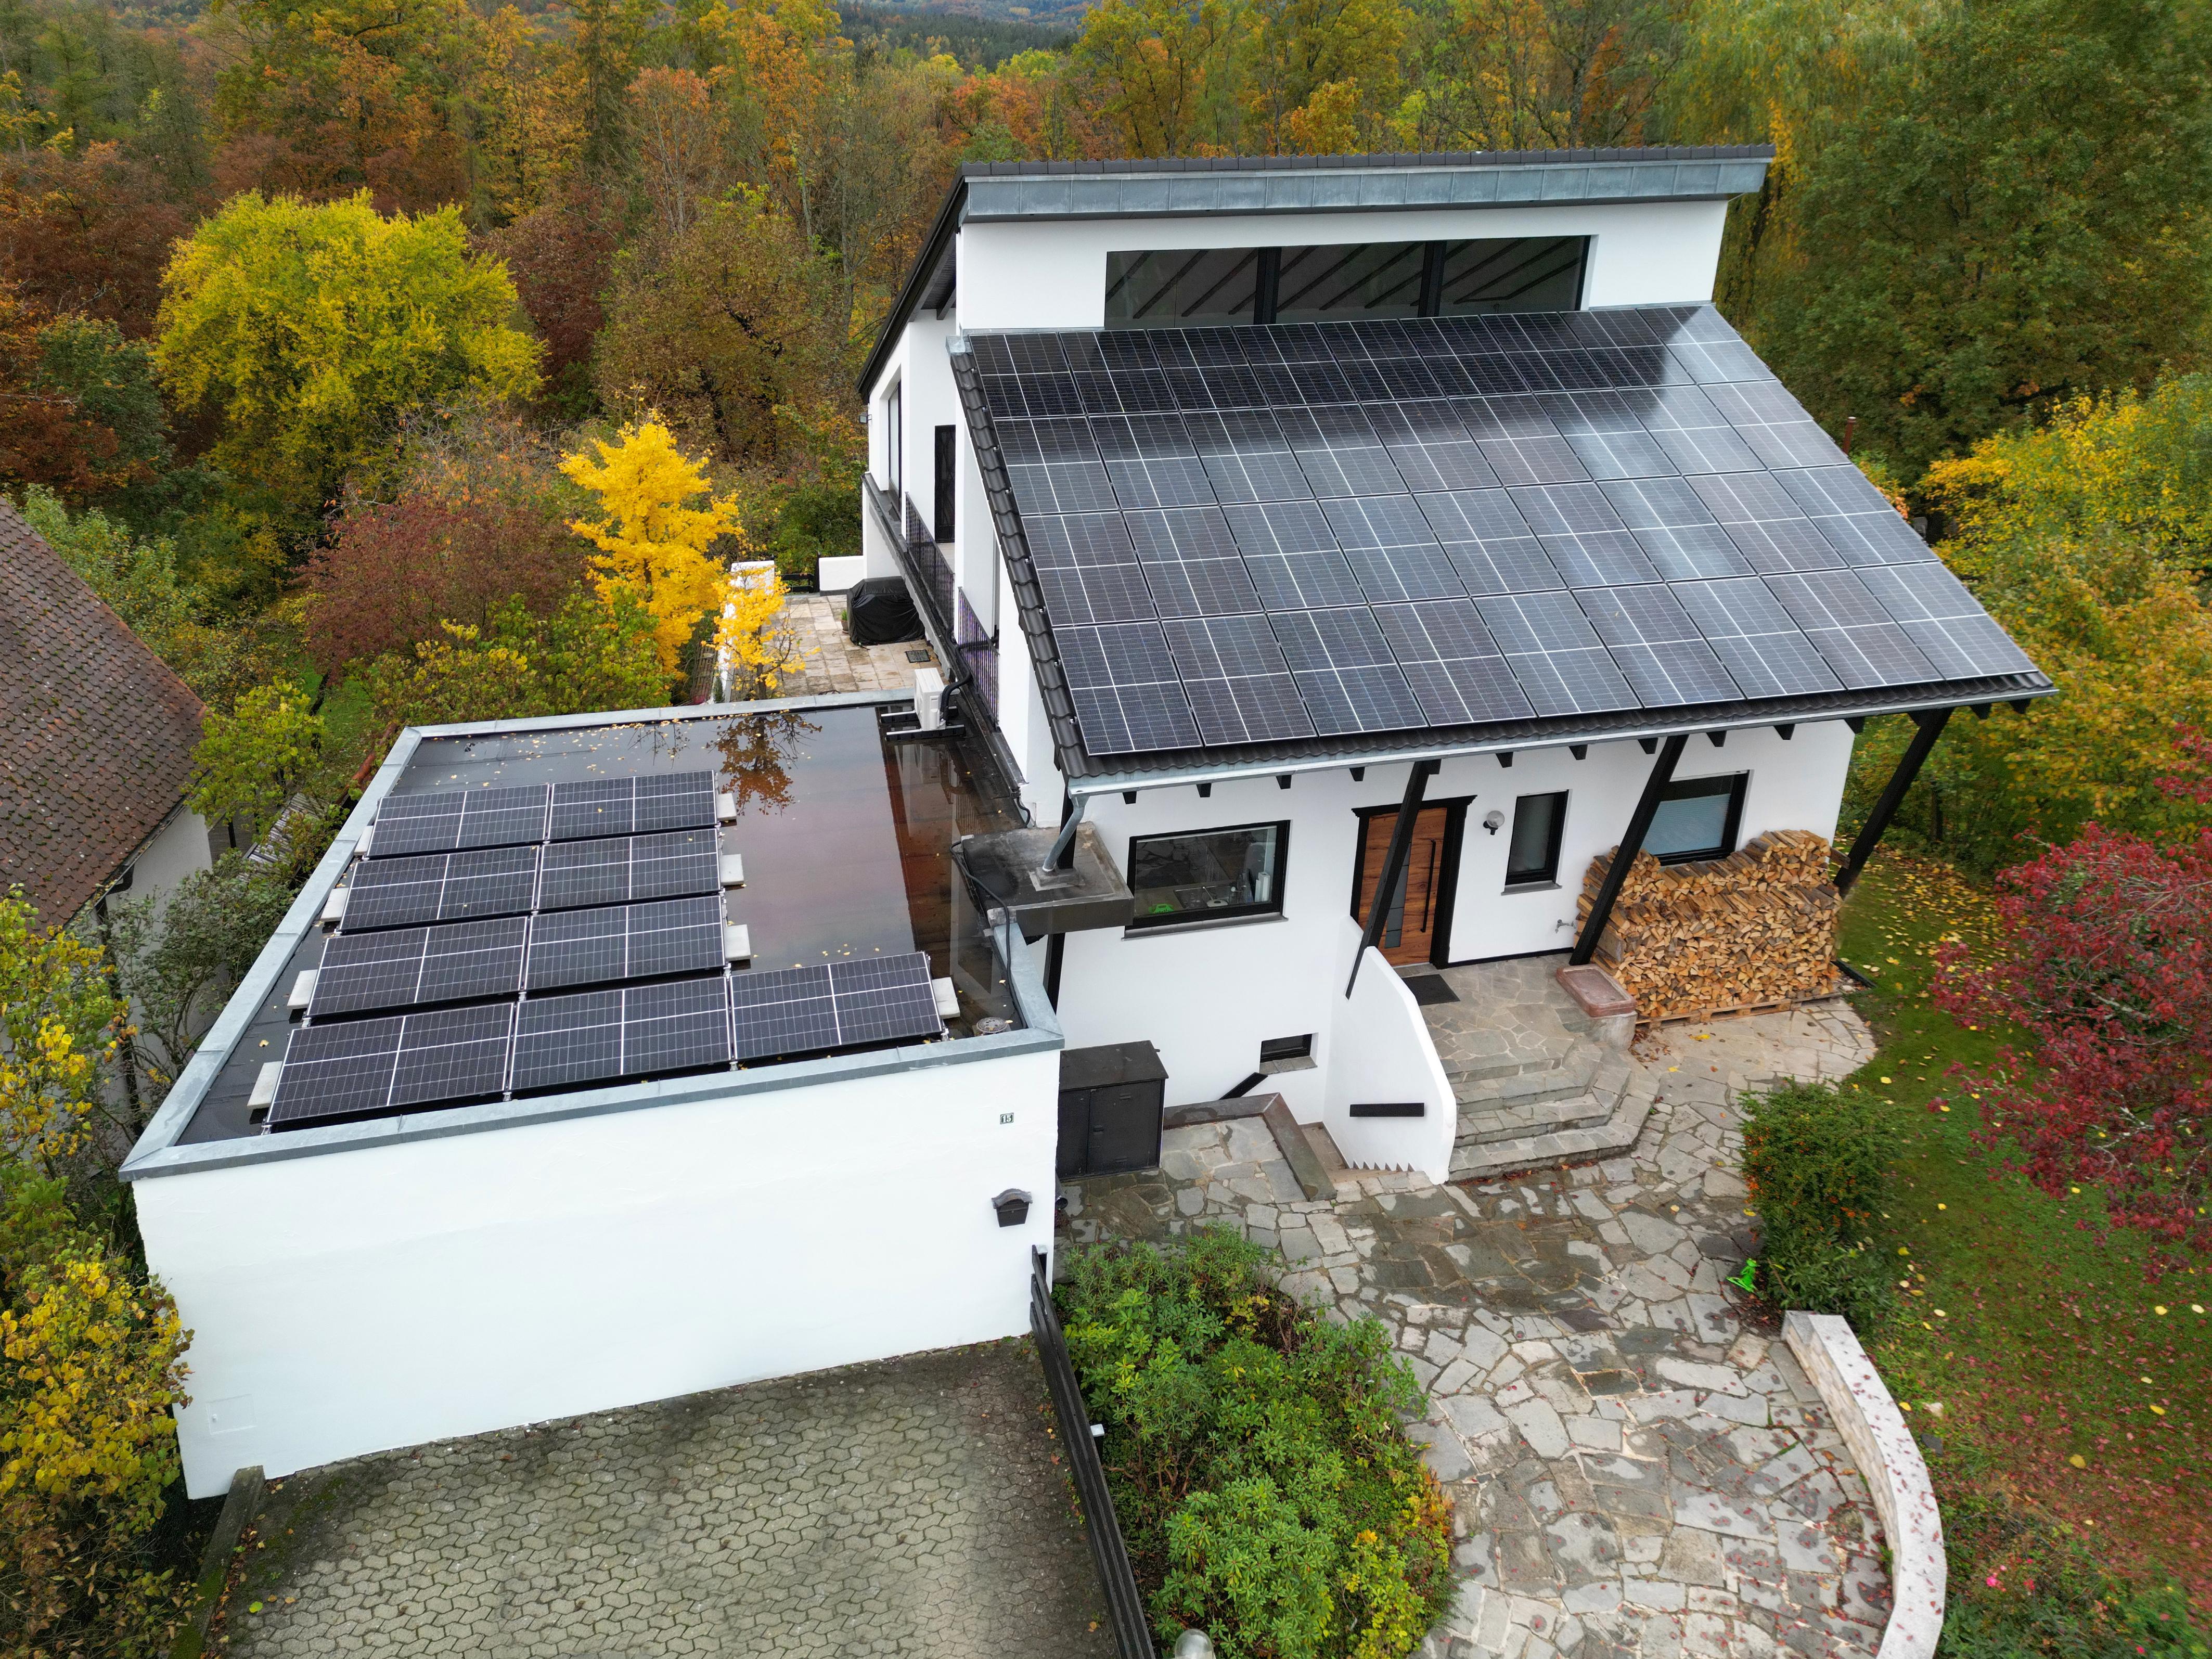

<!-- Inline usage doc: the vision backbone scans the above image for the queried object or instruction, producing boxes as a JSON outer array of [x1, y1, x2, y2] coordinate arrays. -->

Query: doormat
[[905, 649, 933, 663], [1405, 975, 1459, 1006]]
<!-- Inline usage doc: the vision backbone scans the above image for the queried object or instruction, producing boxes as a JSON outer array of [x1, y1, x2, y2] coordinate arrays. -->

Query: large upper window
[[1644, 774, 1747, 864], [1104, 237, 1586, 330], [1128, 821, 1288, 929]]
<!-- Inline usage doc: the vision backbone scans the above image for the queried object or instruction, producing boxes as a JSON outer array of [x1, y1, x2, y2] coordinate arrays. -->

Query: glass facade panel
[[1274, 242, 1429, 324], [1128, 821, 1288, 928], [1438, 237, 1586, 314], [1107, 248, 1265, 329]]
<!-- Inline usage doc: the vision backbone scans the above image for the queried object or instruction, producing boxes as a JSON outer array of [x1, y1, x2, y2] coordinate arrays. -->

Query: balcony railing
[[864, 474, 999, 727]]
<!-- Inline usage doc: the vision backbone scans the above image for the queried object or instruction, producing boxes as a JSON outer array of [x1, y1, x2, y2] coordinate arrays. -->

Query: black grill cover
[[845, 577, 922, 646]]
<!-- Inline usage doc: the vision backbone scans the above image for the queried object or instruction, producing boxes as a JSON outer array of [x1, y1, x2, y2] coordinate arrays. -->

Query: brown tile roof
[[0, 498, 205, 922]]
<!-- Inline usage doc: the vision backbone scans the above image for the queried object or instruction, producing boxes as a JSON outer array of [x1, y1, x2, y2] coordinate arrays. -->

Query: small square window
[[1645, 774, 1747, 864], [1128, 821, 1289, 930], [1505, 791, 1567, 888]]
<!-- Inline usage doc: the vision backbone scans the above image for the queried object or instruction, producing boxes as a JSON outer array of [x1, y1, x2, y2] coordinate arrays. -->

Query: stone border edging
[[1782, 1312, 1945, 1658], [170, 1464, 263, 1659]]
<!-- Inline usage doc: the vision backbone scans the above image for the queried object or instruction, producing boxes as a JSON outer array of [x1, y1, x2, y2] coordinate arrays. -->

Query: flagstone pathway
[[1064, 1005, 1889, 1659]]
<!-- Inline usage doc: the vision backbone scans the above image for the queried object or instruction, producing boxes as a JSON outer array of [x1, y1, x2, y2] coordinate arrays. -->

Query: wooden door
[[1356, 806, 1451, 966]]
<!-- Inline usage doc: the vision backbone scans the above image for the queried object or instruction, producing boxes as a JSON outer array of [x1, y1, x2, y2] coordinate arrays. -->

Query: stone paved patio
[[1066, 1003, 1887, 1659], [214, 1342, 1112, 1658], [781, 593, 937, 696]]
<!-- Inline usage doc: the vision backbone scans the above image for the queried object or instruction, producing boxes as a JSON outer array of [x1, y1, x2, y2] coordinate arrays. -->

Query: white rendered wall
[[1055, 723, 1854, 1111], [139, 1048, 1060, 1498], [1322, 922, 1456, 1180], [124, 804, 215, 909], [957, 200, 1730, 334]]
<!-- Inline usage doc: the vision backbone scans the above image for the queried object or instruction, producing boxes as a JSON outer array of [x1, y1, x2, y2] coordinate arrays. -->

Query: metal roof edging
[[1062, 682, 2059, 800]]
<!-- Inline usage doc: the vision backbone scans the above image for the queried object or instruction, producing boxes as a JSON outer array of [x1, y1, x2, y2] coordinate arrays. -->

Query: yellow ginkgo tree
[[560, 417, 748, 674]]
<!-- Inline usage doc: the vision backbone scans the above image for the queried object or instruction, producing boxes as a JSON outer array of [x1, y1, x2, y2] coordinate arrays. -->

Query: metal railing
[[1030, 1248, 1154, 1659]]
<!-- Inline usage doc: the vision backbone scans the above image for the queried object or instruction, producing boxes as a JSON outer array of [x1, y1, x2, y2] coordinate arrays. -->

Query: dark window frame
[[932, 425, 956, 543], [1647, 774, 1749, 865], [1503, 790, 1569, 889], [1126, 818, 1292, 932], [1259, 1033, 1313, 1063], [1104, 236, 1589, 330], [884, 379, 903, 497]]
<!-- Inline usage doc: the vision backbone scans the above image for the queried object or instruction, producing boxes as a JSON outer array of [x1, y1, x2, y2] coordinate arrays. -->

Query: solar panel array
[[729, 955, 946, 1063], [959, 305, 2039, 758], [271, 771, 948, 1129]]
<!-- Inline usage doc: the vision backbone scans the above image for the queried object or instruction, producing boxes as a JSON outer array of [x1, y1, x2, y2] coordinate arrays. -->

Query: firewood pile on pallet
[[1578, 830, 1847, 1023]]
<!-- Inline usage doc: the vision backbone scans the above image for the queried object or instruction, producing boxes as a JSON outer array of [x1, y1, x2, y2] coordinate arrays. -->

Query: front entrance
[[1353, 804, 1459, 967]]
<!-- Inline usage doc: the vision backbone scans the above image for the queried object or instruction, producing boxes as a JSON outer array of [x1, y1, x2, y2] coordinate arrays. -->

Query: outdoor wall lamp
[[1482, 810, 1504, 835], [993, 1189, 1032, 1228]]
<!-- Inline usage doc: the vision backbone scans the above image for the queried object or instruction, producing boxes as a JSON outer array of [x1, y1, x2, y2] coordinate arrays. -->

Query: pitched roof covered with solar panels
[[949, 304, 2051, 788]]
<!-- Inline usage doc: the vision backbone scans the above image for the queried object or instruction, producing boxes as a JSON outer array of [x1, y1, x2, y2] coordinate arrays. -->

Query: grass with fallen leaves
[[1831, 848, 2208, 1629]]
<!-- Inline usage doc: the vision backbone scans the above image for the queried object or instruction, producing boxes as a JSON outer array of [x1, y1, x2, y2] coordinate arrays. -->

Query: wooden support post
[[1345, 760, 1438, 997], [1835, 707, 1952, 897], [1570, 734, 1687, 968]]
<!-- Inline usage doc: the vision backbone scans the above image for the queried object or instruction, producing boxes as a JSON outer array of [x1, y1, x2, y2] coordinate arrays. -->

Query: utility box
[[1057, 1041, 1167, 1179]]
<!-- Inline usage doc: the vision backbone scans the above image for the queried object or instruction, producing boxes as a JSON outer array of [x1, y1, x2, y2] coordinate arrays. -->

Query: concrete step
[[1449, 1045, 1598, 1109], [1448, 1088, 1656, 1184], [1451, 1052, 1631, 1147]]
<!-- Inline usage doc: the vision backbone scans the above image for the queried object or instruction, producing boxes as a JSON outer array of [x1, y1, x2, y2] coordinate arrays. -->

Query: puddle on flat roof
[[178, 704, 1024, 1144]]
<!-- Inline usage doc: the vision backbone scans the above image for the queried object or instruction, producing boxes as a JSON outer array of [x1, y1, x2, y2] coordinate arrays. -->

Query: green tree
[[188, 684, 326, 837], [1073, 0, 1236, 157], [1750, 0, 2212, 477], [154, 191, 541, 535]]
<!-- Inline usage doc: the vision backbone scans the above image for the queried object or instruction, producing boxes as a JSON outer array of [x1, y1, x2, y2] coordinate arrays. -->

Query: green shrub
[[1055, 1228, 1452, 1659], [1739, 1082, 1900, 1333]]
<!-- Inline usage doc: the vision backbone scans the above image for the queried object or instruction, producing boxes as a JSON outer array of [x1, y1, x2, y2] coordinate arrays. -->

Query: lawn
[[1831, 849, 2209, 1621]]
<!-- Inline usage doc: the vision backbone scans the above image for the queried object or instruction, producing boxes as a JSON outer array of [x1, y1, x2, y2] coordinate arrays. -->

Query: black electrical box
[[1057, 1041, 1167, 1179]]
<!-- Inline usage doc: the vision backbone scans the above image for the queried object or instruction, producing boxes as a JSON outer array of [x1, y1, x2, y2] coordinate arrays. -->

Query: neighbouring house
[[0, 498, 215, 925], [123, 147, 2050, 1504]]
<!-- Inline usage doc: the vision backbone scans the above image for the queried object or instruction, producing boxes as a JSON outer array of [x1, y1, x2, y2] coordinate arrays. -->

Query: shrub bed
[[1739, 1081, 1901, 1333], [1054, 1228, 1452, 1659]]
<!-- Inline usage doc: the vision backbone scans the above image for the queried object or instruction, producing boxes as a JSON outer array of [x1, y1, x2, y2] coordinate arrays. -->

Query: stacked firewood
[[1577, 830, 1843, 1021]]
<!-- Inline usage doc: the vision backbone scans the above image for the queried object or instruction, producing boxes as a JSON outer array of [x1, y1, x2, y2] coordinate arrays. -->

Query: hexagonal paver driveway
[[213, 1340, 1115, 1658]]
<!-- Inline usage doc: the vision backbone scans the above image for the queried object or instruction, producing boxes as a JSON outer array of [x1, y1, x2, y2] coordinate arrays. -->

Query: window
[[1103, 237, 1588, 330], [1505, 791, 1567, 888], [1644, 774, 1747, 864], [884, 380, 902, 497], [1128, 821, 1289, 929], [933, 425, 956, 543], [1259, 1033, 1313, 1063]]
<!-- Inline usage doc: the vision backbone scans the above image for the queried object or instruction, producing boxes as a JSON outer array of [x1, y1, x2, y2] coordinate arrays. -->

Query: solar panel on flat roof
[[525, 894, 725, 992], [342, 844, 541, 931], [964, 304, 2036, 761], [511, 976, 732, 1093], [729, 953, 943, 1062], [547, 771, 717, 841], [311, 916, 527, 1018], [537, 831, 721, 911], [371, 785, 550, 856], [268, 1003, 512, 1129]]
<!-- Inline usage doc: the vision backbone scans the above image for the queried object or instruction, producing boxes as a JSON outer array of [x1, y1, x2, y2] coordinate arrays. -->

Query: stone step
[[1451, 1053, 1632, 1147], [1448, 1089, 1656, 1184], [1449, 1045, 1599, 1109]]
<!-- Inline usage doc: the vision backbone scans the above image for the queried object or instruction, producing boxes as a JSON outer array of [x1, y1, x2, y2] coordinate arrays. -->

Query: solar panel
[[311, 916, 528, 1017], [537, 831, 722, 911], [525, 895, 726, 992], [343, 845, 540, 931], [268, 1003, 513, 1129], [371, 785, 550, 856], [511, 976, 732, 1093], [729, 953, 943, 1062], [548, 771, 718, 841], [962, 303, 2039, 760]]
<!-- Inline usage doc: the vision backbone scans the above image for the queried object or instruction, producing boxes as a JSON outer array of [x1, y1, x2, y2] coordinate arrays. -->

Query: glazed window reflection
[[1128, 821, 1288, 928]]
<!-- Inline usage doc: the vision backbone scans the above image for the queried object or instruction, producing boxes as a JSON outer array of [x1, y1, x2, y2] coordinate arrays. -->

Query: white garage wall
[[140, 1045, 1061, 1499], [1053, 723, 1855, 1116], [957, 199, 1731, 335]]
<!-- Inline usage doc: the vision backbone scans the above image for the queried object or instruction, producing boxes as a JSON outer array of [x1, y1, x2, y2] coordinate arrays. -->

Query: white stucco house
[[122, 146, 2050, 1502]]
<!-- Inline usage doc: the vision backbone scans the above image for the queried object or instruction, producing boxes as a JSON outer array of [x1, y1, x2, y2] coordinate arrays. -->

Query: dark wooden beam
[[1346, 760, 1438, 997], [1569, 734, 1687, 968], [1834, 708, 1952, 897]]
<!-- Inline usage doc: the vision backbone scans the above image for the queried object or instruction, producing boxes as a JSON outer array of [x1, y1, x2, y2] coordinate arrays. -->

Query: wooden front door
[[1356, 806, 1452, 966]]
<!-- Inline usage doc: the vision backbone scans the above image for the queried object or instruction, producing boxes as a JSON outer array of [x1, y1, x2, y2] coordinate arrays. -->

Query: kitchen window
[[1127, 821, 1289, 929]]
